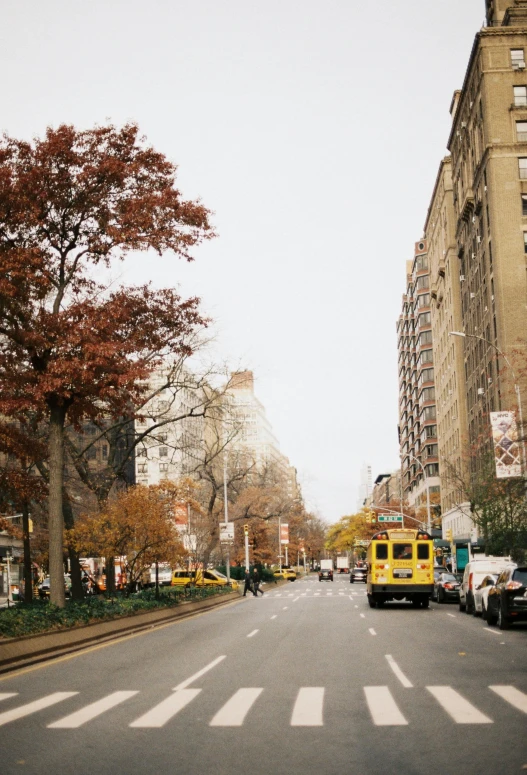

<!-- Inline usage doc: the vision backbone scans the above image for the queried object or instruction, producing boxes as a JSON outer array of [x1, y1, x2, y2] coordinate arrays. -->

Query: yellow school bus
[[366, 528, 434, 608]]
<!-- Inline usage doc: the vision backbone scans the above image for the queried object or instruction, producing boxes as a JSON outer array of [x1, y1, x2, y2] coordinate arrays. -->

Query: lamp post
[[408, 453, 431, 533], [449, 331, 526, 473]]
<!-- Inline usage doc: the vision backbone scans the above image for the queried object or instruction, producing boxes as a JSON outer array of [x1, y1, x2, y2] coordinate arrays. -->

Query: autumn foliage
[[0, 123, 214, 605]]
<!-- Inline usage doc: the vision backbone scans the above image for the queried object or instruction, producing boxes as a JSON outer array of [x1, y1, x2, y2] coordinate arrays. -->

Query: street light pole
[[449, 331, 526, 474], [223, 454, 231, 585]]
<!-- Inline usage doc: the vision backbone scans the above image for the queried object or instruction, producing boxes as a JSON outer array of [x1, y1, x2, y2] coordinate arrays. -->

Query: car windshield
[[513, 569, 527, 584], [440, 574, 457, 582]]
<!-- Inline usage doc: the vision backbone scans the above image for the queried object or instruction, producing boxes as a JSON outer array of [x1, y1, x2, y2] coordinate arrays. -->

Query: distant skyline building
[[357, 463, 372, 509], [397, 240, 441, 515]]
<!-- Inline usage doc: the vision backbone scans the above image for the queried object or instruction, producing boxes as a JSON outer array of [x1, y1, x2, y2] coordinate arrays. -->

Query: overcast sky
[[1, 0, 484, 522]]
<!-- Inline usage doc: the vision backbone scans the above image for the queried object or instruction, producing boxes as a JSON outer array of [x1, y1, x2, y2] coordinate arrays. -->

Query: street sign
[[219, 522, 234, 542], [377, 515, 403, 523], [354, 539, 370, 546]]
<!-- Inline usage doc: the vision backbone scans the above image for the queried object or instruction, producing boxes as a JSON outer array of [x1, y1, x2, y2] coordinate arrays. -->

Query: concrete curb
[[0, 590, 241, 675]]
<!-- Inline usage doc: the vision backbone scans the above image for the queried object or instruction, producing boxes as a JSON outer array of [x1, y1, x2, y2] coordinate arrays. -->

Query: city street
[[1, 576, 526, 775]]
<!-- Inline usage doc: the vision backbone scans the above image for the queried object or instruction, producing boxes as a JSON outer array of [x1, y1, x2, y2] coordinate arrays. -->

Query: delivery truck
[[336, 556, 349, 573]]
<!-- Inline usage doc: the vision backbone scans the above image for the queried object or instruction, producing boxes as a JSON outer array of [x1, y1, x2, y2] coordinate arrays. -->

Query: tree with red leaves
[[0, 123, 214, 606]]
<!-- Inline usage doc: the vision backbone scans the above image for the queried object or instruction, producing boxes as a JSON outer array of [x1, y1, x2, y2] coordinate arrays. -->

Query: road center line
[[247, 629, 259, 638], [369, 628, 377, 636], [173, 655, 226, 691], [385, 655, 413, 688]]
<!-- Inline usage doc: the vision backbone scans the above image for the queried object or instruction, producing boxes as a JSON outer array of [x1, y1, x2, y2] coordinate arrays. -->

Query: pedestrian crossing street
[[0, 683, 525, 729]]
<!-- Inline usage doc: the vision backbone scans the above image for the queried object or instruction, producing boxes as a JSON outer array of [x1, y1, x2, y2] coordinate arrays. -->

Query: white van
[[459, 557, 514, 613]]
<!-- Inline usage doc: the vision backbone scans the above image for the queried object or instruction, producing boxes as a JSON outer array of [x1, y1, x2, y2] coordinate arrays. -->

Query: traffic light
[[370, 512, 377, 524], [244, 524, 249, 536], [446, 528, 453, 542]]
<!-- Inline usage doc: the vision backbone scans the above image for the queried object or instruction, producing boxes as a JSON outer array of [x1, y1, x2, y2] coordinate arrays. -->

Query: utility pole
[[223, 455, 231, 584]]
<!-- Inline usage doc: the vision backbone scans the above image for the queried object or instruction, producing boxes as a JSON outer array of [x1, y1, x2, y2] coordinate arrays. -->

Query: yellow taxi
[[171, 568, 239, 591], [273, 567, 297, 581]]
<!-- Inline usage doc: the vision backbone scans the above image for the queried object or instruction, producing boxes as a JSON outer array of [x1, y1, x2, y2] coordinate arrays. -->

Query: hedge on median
[[0, 585, 232, 640]]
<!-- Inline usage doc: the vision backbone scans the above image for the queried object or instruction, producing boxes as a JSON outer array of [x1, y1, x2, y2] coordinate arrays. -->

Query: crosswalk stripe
[[130, 689, 201, 727], [490, 685, 527, 714], [426, 687, 492, 724], [0, 692, 78, 727], [0, 693, 17, 702], [364, 687, 408, 726], [48, 691, 138, 728], [210, 688, 263, 726], [291, 687, 324, 726]]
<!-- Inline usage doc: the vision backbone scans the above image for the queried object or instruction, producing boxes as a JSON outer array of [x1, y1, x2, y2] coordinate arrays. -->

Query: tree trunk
[[63, 496, 83, 600], [22, 501, 33, 604], [105, 555, 115, 594], [48, 404, 66, 607]]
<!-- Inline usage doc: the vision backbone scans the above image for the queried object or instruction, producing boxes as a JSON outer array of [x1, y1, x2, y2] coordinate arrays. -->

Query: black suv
[[487, 565, 527, 630], [319, 569, 333, 582], [350, 567, 367, 583]]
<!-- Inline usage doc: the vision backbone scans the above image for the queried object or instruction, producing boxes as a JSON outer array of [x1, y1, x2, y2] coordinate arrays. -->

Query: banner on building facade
[[280, 523, 289, 545], [490, 410, 522, 479], [173, 502, 188, 529]]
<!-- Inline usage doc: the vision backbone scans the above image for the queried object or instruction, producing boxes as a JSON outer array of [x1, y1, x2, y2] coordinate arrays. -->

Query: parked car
[[487, 565, 527, 629], [473, 574, 499, 618], [319, 568, 333, 582], [147, 564, 173, 587], [433, 572, 460, 603], [38, 575, 72, 599], [459, 558, 514, 613], [350, 567, 367, 583]]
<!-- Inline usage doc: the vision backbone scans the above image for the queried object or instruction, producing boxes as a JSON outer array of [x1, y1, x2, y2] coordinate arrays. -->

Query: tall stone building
[[397, 241, 441, 524], [424, 158, 471, 537], [448, 0, 527, 458]]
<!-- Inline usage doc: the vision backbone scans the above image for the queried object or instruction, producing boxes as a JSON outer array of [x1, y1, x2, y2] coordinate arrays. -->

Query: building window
[[159, 463, 169, 472], [159, 447, 168, 457], [86, 447, 97, 460], [524, 232, 527, 254], [514, 86, 527, 106], [418, 311, 431, 327], [419, 330, 433, 347], [137, 448, 147, 457], [138, 463, 148, 474], [425, 463, 439, 477], [102, 444, 108, 460], [158, 433, 168, 442], [421, 386, 436, 402], [511, 49, 525, 68], [517, 121, 527, 142], [519, 158, 527, 178]]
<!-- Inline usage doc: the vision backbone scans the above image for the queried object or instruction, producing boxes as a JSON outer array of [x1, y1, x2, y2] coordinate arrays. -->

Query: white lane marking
[[447, 613, 456, 618], [314, 593, 320, 596], [210, 688, 263, 726], [48, 691, 138, 728], [360, 613, 365, 618], [364, 687, 408, 726], [173, 655, 226, 691], [275, 594, 282, 598], [483, 628, 501, 635], [130, 689, 201, 727], [0, 694, 17, 702], [283, 606, 288, 610], [291, 688, 324, 726], [326, 592, 333, 596], [0, 692, 78, 727], [293, 597, 300, 602], [490, 685, 527, 714], [270, 615, 277, 619], [426, 687, 492, 724], [301, 593, 306, 596], [247, 629, 259, 638], [355, 605, 359, 609], [385, 655, 413, 688], [288, 593, 294, 597], [369, 628, 377, 636]]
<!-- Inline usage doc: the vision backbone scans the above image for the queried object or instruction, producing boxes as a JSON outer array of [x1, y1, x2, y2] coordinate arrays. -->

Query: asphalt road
[[0, 575, 526, 775]]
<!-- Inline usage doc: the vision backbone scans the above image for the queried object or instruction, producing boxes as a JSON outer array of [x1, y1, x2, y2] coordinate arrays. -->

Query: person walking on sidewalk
[[243, 569, 253, 597], [252, 568, 264, 596]]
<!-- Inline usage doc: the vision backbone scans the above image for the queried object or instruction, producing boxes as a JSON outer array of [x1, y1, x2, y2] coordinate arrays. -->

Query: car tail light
[[468, 572, 473, 591], [505, 580, 522, 590], [444, 583, 455, 590]]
